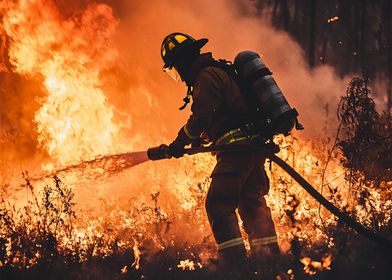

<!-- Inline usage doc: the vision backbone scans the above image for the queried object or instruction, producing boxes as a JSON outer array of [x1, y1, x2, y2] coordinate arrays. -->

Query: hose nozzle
[[147, 144, 171, 160]]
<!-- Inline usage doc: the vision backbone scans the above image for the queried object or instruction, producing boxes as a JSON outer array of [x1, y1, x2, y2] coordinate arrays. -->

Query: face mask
[[163, 66, 182, 82]]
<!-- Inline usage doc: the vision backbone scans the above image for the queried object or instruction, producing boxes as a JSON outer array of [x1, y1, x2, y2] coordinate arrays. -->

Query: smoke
[[104, 0, 350, 146]]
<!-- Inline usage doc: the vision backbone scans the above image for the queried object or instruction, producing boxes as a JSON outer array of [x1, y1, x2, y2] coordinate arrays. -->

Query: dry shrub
[[338, 77, 392, 182]]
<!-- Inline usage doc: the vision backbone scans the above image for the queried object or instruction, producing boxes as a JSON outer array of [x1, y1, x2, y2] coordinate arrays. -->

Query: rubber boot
[[250, 243, 281, 279], [217, 245, 253, 280]]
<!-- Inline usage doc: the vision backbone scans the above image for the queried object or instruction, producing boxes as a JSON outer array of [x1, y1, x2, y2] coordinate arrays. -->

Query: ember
[[327, 16, 339, 23]]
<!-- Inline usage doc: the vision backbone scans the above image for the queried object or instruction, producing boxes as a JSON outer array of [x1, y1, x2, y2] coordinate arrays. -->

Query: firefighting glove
[[265, 141, 280, 153], [168, 141, 185, 158]]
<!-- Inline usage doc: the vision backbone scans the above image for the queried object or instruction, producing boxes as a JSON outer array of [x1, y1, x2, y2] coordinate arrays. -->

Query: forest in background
[[253, 0, 392, 109]]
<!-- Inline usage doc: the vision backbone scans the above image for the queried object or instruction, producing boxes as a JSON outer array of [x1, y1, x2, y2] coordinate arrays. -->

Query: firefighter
[[160, 32, 280, 277]]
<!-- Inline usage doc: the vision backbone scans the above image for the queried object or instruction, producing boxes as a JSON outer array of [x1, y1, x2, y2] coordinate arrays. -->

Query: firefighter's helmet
[[161, 32, 208, 82]]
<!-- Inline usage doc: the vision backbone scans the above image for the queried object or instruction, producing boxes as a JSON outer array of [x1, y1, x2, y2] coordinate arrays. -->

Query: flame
[[2, 0, 123, 164], [300, 254, 332, 275], [177, 259, 202, 271], [120, 265, 128, 274], [132, 240, 141, 270]]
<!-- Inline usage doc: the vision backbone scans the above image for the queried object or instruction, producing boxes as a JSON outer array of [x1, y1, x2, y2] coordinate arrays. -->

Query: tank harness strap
[[205, 59, 273, 84], [183, 125, 199, 140]]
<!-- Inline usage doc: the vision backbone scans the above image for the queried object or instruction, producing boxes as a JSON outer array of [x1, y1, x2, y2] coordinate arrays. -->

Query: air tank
[[234, 51, 297, 136]]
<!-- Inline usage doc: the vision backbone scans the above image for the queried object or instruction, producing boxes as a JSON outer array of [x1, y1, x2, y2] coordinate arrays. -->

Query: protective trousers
[[205, 150, 278, 267]]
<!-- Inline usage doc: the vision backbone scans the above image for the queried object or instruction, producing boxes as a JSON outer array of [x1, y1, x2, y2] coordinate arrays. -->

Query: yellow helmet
[[161, 33, 208, 81]]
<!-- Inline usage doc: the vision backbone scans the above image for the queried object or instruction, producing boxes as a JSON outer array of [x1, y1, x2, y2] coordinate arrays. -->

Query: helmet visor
[[163, 66, 182, 82]]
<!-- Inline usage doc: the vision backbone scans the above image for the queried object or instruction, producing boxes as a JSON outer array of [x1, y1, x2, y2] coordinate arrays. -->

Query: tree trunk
[[308, 0, 318, 68], [360, 0, 368, 80], [385, 0, 392, 110], [352, 1, 362, 75], [293, 0, 299, 25], [320, 29, 329, 64], [281, 0, 290, 30], [338, 0, 352, 76]]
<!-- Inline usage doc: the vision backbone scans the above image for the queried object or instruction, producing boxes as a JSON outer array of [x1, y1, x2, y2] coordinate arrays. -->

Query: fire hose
[[148, 143, 392, 249]]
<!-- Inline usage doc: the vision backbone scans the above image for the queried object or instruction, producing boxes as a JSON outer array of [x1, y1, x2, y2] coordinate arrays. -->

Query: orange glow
[[2, 0, 123, 165], [0, 0, 390, 276]]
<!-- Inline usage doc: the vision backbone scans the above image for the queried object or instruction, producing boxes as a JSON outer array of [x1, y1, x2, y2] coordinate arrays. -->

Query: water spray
[[29, 143, 391, 249]]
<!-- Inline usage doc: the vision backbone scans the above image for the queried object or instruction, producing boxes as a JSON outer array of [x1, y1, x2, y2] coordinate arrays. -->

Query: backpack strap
[[204, 59, 272, 82], [201, 59, 238, 80]]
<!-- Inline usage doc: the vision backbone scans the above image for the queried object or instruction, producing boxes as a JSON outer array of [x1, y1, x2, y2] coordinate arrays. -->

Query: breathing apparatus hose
[[183, 144, 392, 249]]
